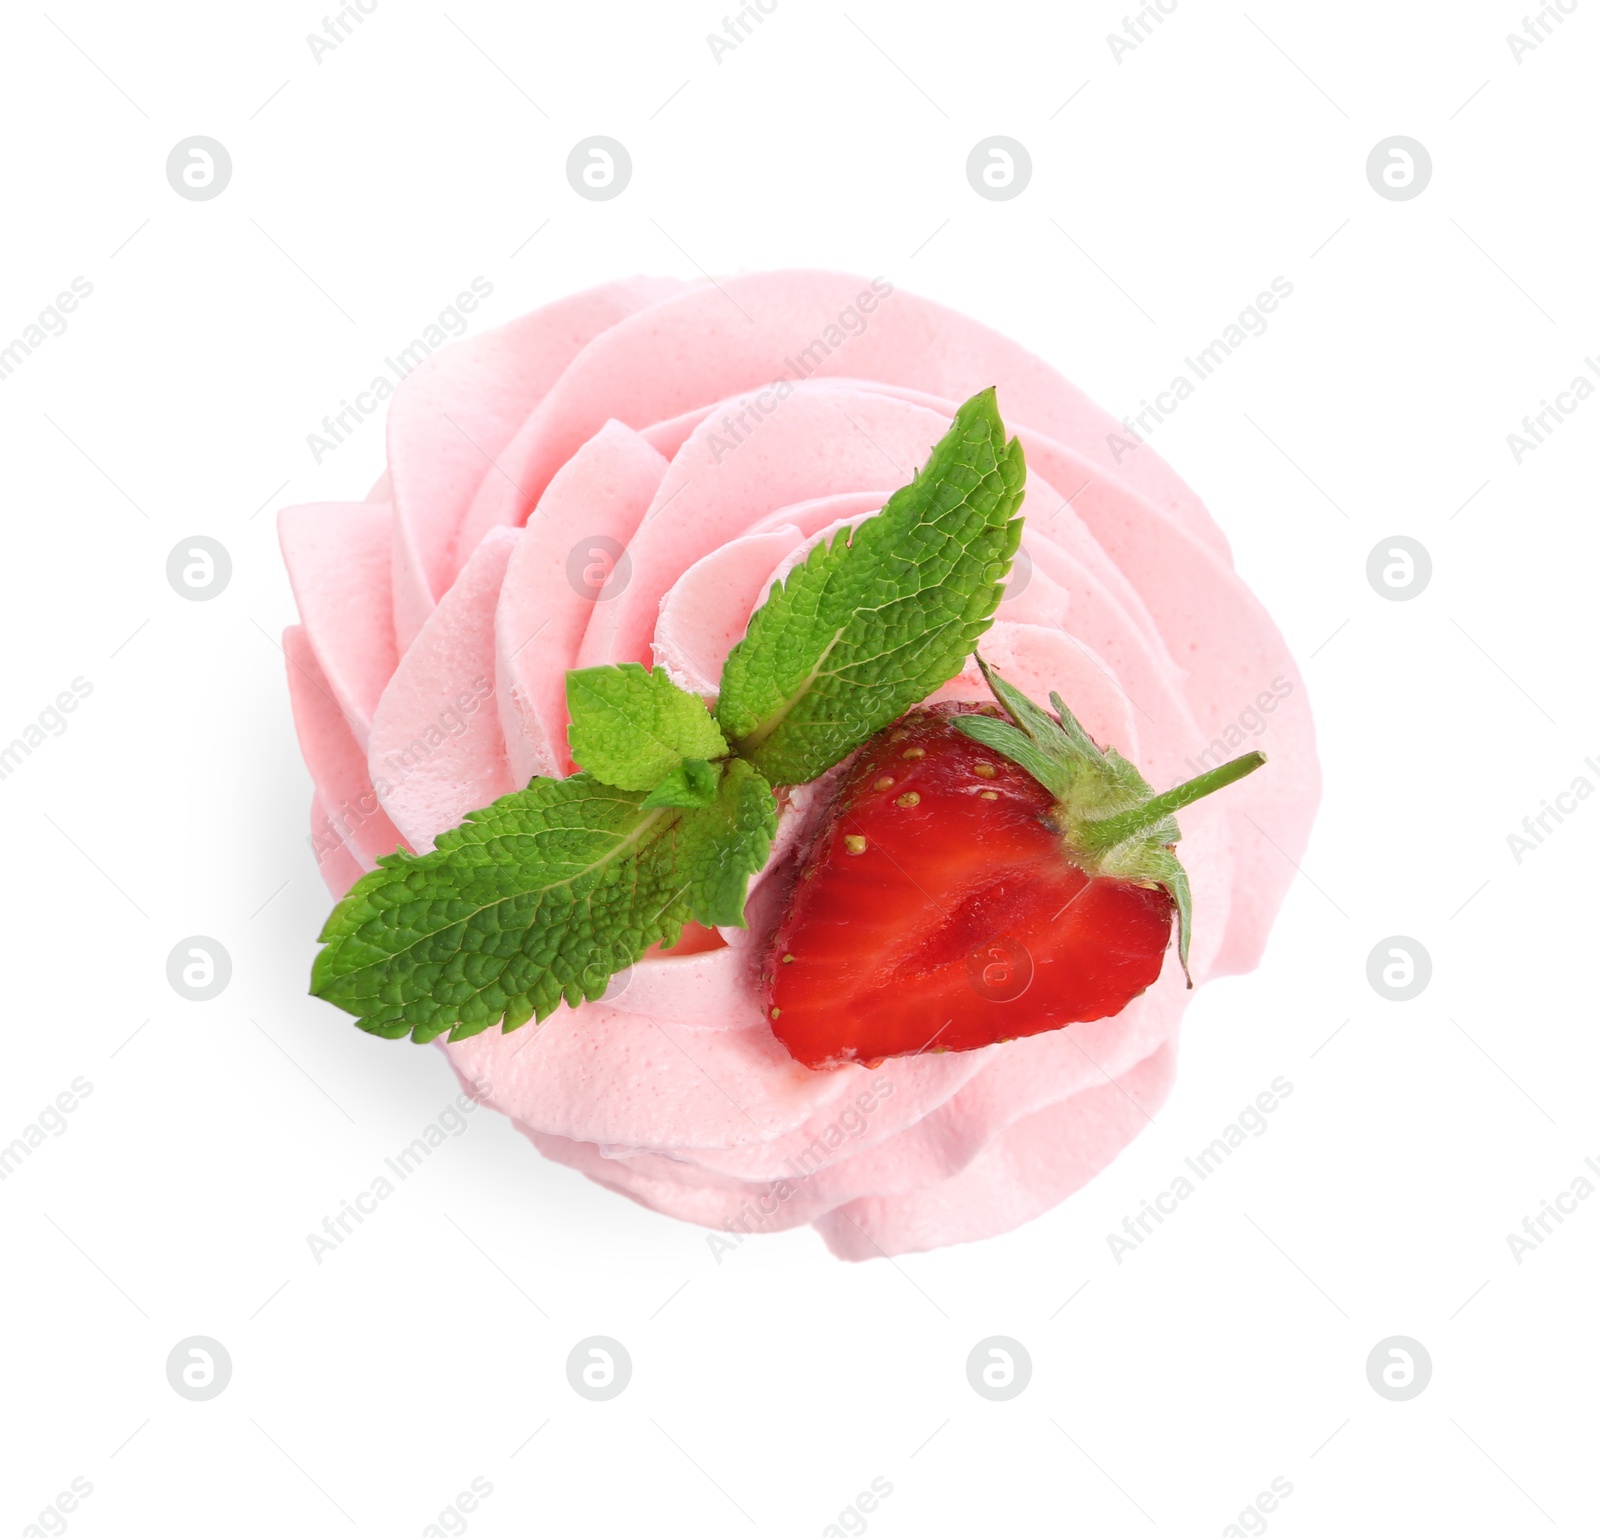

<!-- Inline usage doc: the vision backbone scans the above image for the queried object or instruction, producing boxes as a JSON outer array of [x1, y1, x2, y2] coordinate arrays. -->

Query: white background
[[2, 2, 1597, 1533]]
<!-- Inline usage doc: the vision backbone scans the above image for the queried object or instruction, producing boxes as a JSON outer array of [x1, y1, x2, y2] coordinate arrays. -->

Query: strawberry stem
[[1078, 750, 1267, 852]]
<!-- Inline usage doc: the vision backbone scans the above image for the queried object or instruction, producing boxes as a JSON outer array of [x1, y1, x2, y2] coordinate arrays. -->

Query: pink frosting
[[279, 271, 1319, 1259]]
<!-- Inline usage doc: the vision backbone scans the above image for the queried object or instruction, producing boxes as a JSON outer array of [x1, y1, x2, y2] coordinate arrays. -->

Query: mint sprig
[[311, 389, 1024, 1041]]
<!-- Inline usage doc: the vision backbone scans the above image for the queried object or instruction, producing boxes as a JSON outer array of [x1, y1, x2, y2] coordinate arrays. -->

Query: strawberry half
[[762, 657, 1265, 1069]]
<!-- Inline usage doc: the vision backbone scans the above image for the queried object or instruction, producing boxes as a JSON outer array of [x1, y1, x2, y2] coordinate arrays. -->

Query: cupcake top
[[278, 270, 1318, 1258]]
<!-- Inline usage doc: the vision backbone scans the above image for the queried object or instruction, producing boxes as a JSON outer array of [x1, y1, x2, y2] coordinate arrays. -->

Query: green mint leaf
[[714, 387, 1024, 787], [566, 663, 727, 791], [675, 758, 777, 927], [310, 767, 771, 1043], [640, 757, 721, 809]]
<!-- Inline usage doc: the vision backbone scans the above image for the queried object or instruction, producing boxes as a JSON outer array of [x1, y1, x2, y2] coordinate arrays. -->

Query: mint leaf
[[715, 387, 1024, 787], [566, 663, 727, 791], [310, 767, 772, 1042], [675, 758, 777, 926], [640, 757, 721, 809]]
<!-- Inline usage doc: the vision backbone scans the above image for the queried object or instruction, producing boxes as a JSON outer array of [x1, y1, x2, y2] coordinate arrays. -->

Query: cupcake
[[279, 270, 1318, 1258]]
